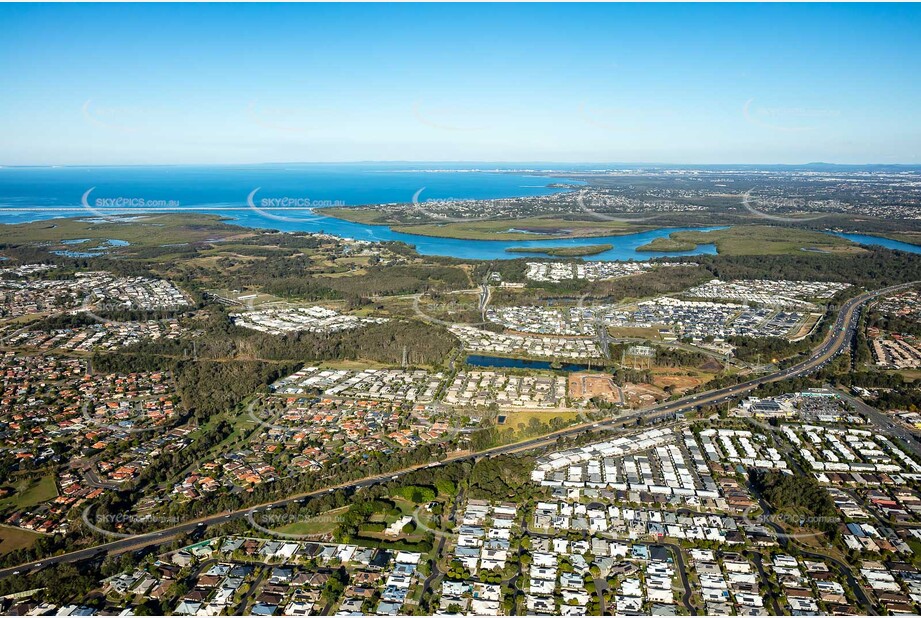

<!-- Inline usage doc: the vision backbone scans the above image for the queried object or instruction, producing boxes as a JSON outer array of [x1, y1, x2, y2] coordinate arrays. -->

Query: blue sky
[[1, 3, 919, 165]]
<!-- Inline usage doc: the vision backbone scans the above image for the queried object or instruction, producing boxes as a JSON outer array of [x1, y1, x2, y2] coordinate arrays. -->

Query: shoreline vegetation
[[389, 220, 649, 241], [0, 214, 906, 261], [637, 226, 864, 256], [505, 244, 614, 257], [0, 213, 254, 248], [319, 206, 652, 240], [874, 232, 921, 247], [636, 237, 699, 252]]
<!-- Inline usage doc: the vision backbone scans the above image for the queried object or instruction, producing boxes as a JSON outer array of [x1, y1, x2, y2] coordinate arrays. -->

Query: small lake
[[466, 354, 604, 372]]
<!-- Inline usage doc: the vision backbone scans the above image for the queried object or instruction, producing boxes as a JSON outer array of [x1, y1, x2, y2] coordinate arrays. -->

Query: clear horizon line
[[2, 160, 920, 169]]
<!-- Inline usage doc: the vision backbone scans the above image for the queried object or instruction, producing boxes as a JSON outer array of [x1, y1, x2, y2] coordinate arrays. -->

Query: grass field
[[608, 326, 664, 340], [0, 214, 253, 249], [498, 409, 581, 432], [206, 289, 282, 307], [335, 255, 374, 267], [0, 525, 42, 555], [0, 474, 58, 510], [506, 243, 614, 257], [652, 225, 865, 256], [274, 506, 349, 537], [388, 496, 417, 515], [878, 232, 921, 247], [322, 206, 659, 240], [195, 399, 261, 462], [360, 497, 428, 543], [636, 237, 699, 252], [886, 369, 921, 383], [389, 218, 649, 241], [650, 369, 712, 392], [416, 293, 481, 323], [319, 207, 390, 225], [791, 313, 822, 340], [316, 359, 393, 370]]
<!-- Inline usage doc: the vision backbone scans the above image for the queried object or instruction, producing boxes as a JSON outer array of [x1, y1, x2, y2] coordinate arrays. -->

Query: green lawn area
[[0, 525, 43, 555], [0, 473, 58, 510], [205, 410, 259, 455], [390, 496, 417, 514], [274, 506, 349, 537], [649, 225, 866, 256], [368, 496, 417, 526], [340, 496, 437, 553]]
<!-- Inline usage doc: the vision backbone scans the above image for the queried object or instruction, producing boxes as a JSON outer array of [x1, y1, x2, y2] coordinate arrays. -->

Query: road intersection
[[0, 281, 915, 580]]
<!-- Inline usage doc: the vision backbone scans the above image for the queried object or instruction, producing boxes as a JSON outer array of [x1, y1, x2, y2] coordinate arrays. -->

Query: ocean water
[[0, 163, 722, 261], [3, 164, 915, 260], [0, 163, 569, 216]]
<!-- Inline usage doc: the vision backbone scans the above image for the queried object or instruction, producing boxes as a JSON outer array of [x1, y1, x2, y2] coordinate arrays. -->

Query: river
[[1, 164, 918, 260]]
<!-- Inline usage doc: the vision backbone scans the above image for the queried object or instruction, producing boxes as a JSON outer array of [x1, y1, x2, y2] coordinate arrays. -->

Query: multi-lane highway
[[834, 387, 921, 459], [0, 281, 915, 580]]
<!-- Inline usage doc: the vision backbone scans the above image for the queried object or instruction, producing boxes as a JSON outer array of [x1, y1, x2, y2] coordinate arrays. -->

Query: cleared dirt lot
[[0, 525, 41, 556], [651, 373, 706, 393], [622, 382, 666, 407], [569, 373, 623, 404]]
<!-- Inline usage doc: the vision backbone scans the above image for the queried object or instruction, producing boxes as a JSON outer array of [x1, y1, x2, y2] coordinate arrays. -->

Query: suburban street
[[1, 8, 918, 615], [0, 281, 914, 581], [833, 387, 921, 458]]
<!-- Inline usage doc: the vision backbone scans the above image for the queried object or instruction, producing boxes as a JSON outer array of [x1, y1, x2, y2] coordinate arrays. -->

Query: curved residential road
[[660, 542, 695, 614], [744, 550, 784, 616], [755, 509, 876, 613], [0, 282, 915, 580]]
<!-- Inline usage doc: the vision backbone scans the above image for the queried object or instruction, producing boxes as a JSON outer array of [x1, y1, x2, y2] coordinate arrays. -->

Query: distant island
[[505, 244, 614, 257]]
